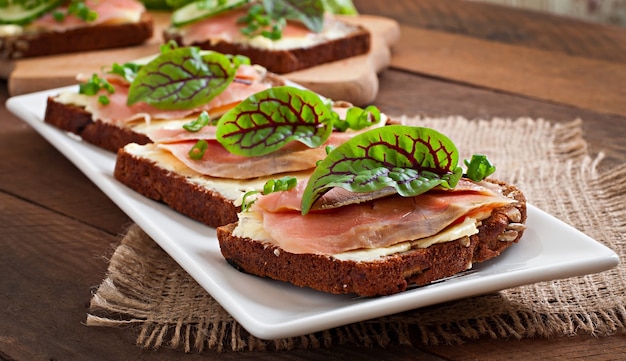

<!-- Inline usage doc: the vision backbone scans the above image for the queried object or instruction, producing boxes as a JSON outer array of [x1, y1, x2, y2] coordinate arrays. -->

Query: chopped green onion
[[241, 190, 260, 211], [78, 73, 114, 97], [241, 176, 298, 212], [183, 111, 212, 132], [98, 95, 110, 105], [108, 62, 142, 83], [263, 176, 297, 194], [464, 154, 496, 182], [188, 140, 209, 160], [52, 11, 64, 21]]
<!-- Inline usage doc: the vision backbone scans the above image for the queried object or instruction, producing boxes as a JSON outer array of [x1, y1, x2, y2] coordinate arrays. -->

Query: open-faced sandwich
[[0, 0, 153, 60], [44, 43, 284, 152], [162, 0, 370, 74], [114, 83, 387, 227], [217, 125, 527, 296]]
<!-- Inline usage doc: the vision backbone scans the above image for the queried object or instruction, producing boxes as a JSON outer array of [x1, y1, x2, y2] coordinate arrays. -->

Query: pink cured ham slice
[[31, 0, 146, 31], [251, 180, 516, 255], [79, 65, 271, 125], [157, 131, 355, 179]]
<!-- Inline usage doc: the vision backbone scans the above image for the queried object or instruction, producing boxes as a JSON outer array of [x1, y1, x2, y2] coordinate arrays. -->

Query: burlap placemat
[[86, 117, 626, 352]]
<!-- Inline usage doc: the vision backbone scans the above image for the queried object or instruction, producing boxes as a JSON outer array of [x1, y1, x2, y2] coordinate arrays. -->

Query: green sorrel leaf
[[464, 154, 496, 181], [126, 46, 239, 110], [216, 85, 334, 156], [264, 0, 325, 33], [333, 105, 381, 131], [322, 0, 357, 15], [301, 125, 463, 214]]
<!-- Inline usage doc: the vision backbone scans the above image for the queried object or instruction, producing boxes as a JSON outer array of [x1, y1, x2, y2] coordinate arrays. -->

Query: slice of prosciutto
[[247, 179, 517, 255], [157, 131, 361, 179], [29, 0, 146, 31], [72, 64, 271, 126]]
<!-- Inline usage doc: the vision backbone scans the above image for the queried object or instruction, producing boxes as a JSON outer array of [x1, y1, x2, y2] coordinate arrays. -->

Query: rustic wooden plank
[[354, 0, 626, 63], [0, 193, 448, 360], [6, 14, 399, 107], [421, 333, 626, 361], [373, 69, 626, 169], [0, 81, 131, 235], [387, 25, 626, 118]]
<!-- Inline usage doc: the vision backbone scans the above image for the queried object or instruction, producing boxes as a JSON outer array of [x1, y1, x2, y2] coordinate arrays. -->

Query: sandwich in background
[[217, 125, 528, 296], [0, 0, 153, 60], [162, 0, 371, 74]]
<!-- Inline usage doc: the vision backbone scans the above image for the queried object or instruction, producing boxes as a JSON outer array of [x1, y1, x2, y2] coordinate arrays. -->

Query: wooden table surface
[[1, 0, 625, 360]]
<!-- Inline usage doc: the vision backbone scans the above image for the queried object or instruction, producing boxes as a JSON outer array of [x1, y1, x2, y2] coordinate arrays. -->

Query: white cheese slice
[[124, 142, 311, 206]]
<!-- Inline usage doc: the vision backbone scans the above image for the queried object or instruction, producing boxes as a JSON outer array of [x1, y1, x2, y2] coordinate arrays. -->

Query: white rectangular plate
[[7, 87, 619, 340]]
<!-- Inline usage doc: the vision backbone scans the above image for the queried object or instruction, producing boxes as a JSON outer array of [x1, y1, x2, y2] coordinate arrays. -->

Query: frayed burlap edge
[[86, 117, 626, 351]]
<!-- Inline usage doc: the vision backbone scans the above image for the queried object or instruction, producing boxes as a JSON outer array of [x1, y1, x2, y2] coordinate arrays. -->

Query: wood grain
[[5, 13, 399, 107], [354, 0, 626, 63], [373, 70, 626, 170], [421, 333, 626, 361], [388, 25, 626, 118]]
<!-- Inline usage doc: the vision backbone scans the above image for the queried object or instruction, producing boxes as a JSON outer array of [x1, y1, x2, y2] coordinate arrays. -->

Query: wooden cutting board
[[4, 13, 399, 106]]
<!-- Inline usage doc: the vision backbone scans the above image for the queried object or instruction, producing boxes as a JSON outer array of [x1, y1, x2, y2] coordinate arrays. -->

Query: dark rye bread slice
[[163, 22, 371, 74], [1, 12, 153, 60], [44, 97, 151, 152], [114, 144, 240, 228], [217, 180, 527, 297]]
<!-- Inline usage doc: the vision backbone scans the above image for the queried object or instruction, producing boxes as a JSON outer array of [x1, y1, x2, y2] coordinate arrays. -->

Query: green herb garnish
[[78, 73, 114, 96], [321, 0, 357, 15], [300, 125, 464, 215], [263, 0, 324, 33], [182, 111, 213, 132], [332, 105, 380, 132], [52, 10, 64, 21], [50, 0, 98, 23], [98, 95, 110, 105], [263, 175, 297, 194], [188, 139, 209, 159], [108, 62, 143, 83], [241, 175, 298, 211], [464, 154, 496, 182], [67, 0, 97, 22], [237, 3, 285, 40], [126, 45, 242, 110], [0, 0, 64, 25]]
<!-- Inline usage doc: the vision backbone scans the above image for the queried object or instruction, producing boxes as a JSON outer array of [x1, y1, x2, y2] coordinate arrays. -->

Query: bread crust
[[114, 146, 239, 228], [0, 12, 153, 59], [163, 24, 371, 74], [217, 180, 527, 297], [43, 96, 151, 152]]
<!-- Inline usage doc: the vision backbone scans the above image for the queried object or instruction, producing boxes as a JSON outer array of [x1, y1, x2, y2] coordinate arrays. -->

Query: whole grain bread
[[114, 143, 240, 228], [44, 97, 151, 152], [163, 22, 371, 74], [217, 180, 527, 297], [0, 12, 153, 60]]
